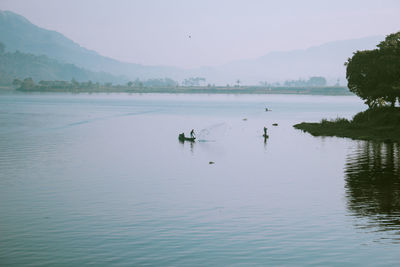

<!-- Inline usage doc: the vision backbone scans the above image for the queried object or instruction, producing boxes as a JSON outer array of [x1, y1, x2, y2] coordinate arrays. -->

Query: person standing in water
[[263, 126, 268, 136], [190, 129, 195, 138]]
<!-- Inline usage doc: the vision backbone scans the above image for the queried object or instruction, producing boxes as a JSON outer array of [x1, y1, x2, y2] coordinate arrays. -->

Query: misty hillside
[[0, 10, 183, 80], [211, 36, 384, 85], [0, 49, 125, 85], [0, 10, 386, 85]]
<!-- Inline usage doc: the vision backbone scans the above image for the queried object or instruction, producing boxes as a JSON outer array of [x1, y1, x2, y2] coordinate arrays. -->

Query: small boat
[[179, 133, 196, 142]]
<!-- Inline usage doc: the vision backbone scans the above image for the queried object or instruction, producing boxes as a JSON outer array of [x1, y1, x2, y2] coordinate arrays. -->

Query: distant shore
[[294, 107, 400, 143], [0, 86, 16, 91], [8, 85, 352, 96]]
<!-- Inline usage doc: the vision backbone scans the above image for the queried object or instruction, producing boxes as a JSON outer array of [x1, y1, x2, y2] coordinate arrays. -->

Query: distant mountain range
[[0, 10, 385, 85], [212, 36, 383, 85], [0, 49, 125, 85], [0, 10, 183, 82]]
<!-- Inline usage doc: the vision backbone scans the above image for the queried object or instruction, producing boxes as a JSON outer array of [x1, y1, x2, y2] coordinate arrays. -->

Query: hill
[[0, 10, 386, 85], [0, 49, 125, 85], [210, 36, 384, 85], [0, 10, 183, 81]]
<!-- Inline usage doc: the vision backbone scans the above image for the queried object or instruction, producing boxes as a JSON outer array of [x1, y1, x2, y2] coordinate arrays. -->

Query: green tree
[[12, 78, 22, 87], [20, 77, 35, 90], [346, 32, 400, 108]]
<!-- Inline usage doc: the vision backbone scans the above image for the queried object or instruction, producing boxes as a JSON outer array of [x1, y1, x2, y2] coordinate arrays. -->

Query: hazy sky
[[1, 0, 400, 68]]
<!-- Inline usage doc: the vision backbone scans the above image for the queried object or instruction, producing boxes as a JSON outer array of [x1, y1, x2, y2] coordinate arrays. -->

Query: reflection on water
[[5, 93, 400, 265], [179, 138, 195, 153], [345, 142, 400, 236]]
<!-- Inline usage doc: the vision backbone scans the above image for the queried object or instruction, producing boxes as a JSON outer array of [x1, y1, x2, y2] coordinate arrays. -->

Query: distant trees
[[182, 77, 206, 86], [16, 79, 110, 91], [308, 76, 327, 87], [259, 81, 281, 87], [126, 78, 178, 88], [259, 77, 330, 88], [236, 79, 241, 87], [284, 79, 305, 87], [283, 76, 327, 87], [0, 42, 5, 54], [20, 77, 35, 90], [71, 78, 79, 87], [346, 31, 400, 108], [13, 77, 180, 91], [143, 78, 177, 87], [12, 78, 22, 87]]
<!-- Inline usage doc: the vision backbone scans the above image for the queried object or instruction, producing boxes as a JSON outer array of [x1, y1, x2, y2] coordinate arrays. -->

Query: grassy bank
[[294, 107, 400, 143]]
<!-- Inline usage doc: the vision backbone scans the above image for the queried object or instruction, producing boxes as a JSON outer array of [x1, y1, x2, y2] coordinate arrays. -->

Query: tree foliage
[[346, 32, 400, 107]]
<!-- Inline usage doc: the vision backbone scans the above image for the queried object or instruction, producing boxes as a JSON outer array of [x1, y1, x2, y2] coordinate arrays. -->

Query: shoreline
[[3, 85, 353, 96], [294, 108, 400, 143]]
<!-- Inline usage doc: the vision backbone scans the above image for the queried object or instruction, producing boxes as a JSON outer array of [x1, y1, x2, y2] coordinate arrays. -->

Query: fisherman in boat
[[190, 129, 195, 139]]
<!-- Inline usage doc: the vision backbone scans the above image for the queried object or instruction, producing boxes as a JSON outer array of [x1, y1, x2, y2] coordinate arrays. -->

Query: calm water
[[1, 92, 400, 266]]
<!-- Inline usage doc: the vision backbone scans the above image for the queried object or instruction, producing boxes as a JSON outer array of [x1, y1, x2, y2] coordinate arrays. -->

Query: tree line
[[13, 78, 182, 91], [259, 76, 328, 87]]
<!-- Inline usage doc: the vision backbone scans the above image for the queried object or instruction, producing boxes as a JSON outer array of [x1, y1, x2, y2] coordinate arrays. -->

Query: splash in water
[[197, 122, 228, 142]]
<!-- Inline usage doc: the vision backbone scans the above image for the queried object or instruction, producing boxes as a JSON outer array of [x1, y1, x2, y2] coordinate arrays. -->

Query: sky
[[1, 0, 400, 68]]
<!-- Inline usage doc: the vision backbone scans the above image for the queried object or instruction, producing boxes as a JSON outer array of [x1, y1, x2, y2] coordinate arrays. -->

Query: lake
[[1, 92, 400, 266]]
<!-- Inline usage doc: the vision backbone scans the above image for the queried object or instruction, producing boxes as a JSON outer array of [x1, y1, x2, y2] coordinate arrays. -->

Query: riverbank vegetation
[[295, 32, 400, 142], [10, 78, 350, 95], [294, 107, 400, 142]]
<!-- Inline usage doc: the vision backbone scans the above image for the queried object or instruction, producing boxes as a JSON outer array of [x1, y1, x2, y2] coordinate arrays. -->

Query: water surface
[[1, 93, 400, 266]]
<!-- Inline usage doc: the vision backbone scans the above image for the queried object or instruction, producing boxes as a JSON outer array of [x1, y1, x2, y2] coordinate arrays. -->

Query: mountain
[[0, 10, 386, 85], [0, 49, 124, 85], [211, 36, 384, 85], [0, 10, 184, 81]]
